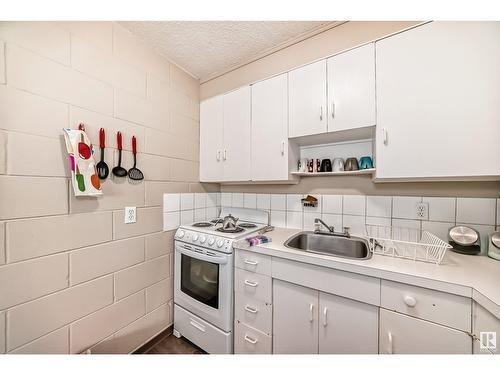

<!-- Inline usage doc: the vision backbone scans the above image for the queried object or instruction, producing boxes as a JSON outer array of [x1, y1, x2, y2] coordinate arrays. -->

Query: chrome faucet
[[314, 218, 351, 238]]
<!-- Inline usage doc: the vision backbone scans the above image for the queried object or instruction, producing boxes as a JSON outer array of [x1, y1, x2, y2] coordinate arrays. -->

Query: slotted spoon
[[96, 128, 109, 180], [128, 135, 144, 181]]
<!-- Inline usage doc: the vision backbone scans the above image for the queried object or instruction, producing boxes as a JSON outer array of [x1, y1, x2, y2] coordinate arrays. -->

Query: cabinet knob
[[403, 295, 417, 307]]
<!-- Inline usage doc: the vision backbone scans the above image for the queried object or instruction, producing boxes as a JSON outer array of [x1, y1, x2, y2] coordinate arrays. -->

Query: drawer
[[235, 294, 272, 335], [235, 249, 271, 275], [174, 304, 232, 354], [381, 280, 471, 332], [235, 268, 272, 304], [234, 321, 272, 354]]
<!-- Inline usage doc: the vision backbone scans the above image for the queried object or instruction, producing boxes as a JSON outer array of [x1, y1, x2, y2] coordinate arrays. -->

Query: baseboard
[[132, 325, 173, 354]]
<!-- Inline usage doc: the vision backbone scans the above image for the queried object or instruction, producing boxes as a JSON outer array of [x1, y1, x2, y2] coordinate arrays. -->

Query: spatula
[[77, 123, 91, 160], [96, 128, 109, 180], [112, 131, 127, 177], [128, 136, 144, 181]]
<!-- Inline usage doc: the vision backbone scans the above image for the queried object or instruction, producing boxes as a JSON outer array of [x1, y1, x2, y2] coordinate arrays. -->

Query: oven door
[[174, 242, 233, 332]]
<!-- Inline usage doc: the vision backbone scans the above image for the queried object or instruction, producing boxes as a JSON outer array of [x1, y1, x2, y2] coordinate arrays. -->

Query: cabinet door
[[327, 43, 376, 132], [288, 60, 327, 138], [376, 22, 500, 179], [199, 95, 223, 182], [472, 303, 500, 354], [222, 86, 251, 181], [380, 309, 472, 354], [273, 279, 319, 354], [319, 292, 379, 354], [251, 74, 289, 181]]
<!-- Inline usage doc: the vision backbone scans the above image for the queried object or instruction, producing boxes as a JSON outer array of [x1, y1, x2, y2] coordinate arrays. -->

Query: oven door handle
[[177, 246, 228, 265]]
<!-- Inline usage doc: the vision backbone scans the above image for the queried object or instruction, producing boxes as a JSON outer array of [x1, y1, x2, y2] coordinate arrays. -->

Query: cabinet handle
[[309, 303, 314, 322], [216, 150, 221, 161], [243, 259, 258, 266], [244, 305, 259, 314], [281, 141, 285, 156], [190, 319, 206, 332], [244, 280, 259, 287], [331, 102, 335, 118], [382, 128, 388, 145], [403, 295, 417, 307], [322, 307, 328, 326], [387, 332, 393, 354], [244, 334, 258, 345], [223, 149, 227, 160], [319, 106, 323, 121]]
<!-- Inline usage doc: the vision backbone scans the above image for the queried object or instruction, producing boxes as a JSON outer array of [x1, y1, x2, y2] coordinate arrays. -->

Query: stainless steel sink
[[284, 231, 372, 260]]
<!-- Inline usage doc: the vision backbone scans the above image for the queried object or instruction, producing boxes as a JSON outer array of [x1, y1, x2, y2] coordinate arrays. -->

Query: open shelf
[[291, 168, 375, 177]]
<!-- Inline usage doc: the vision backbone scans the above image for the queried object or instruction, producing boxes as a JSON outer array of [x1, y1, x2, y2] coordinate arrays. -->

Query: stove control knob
[[177, 230, 185, 238], [208, 236, 215, 246], [200, 235, 207, 244], [192, 234, 199, 242], [216, 239, 224, 248]]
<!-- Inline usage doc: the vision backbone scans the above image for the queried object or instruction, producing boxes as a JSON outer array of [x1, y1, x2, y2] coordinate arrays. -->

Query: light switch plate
[[416, 202, 429, 220], [124, 207, 136, 224]]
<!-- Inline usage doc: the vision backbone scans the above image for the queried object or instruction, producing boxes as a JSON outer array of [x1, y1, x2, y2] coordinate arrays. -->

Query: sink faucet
[[314, 218, 351, 238]]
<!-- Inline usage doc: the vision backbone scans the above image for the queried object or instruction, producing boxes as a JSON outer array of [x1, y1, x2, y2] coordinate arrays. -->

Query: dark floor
[[135, 328, 205, 354]]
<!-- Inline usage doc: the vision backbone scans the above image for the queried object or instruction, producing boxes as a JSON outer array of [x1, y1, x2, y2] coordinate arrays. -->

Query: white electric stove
[[173, 207, 269, 354]]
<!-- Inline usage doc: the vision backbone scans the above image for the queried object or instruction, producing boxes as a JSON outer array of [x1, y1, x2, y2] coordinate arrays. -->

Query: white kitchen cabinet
[[288, 60, 327, 138], [199, 95, 224, 182], [376, 21, 500, 180], [251, 73, 294, 181], [472, 303, 500, 354], [379, 309, 472, 354], [273, 279, 319, 354], [319, 292, 379, 354], [222, 86, 251, 181], [327, 43, 376, 132]]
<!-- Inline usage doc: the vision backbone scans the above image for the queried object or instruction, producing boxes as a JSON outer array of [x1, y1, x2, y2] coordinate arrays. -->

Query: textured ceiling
[[119, 21, 331, 81]]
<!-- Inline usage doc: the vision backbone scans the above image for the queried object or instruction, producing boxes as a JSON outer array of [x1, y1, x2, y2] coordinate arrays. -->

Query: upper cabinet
[[288, 60, 328, 138], [199, 86, 251, 183], [251, 74, 297, 181], [375, 22, 500, 180], [327, 43, 376, 132], [199, 95, 224, 182]]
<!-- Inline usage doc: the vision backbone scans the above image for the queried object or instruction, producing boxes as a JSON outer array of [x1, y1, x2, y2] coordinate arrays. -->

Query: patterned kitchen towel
[[63, 126, 102, 197], [245, 235, 271, 247]]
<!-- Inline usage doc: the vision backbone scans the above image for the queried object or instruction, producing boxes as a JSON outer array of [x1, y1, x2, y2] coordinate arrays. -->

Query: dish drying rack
[[365, 224, 452, 264]]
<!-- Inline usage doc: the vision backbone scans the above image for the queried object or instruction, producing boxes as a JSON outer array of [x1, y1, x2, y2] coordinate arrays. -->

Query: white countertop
[[234, 227, 500, 318]]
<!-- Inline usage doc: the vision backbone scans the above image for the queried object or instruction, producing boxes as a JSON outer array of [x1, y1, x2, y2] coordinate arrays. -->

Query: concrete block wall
[[0, 21, 212, 354]]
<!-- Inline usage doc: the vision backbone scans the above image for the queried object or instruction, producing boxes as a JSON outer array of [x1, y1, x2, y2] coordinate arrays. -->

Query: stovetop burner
[[238, 223, 257, 228], [192, 222, 213, 228], [216, 227, 245, 233]]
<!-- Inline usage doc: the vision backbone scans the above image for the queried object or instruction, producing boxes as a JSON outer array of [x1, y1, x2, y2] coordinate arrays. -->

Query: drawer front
[[235, 294, 272, 335], [272, 257, 380, 306], [174, 305, 232, 354], [235, 249, 272, 276], [235, 268, 272, 304], [380, 309, 472, 354], [381, 280, 471, 332], [234, 321, 272, 354]]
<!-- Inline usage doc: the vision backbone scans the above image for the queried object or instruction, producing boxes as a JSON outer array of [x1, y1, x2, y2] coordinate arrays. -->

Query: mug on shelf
[[359, 156, 373, 170], [344, 157, 359, 171], [320, 159, 332, 172], [297, 158, 308, 173], [332, 158, 344, 172]]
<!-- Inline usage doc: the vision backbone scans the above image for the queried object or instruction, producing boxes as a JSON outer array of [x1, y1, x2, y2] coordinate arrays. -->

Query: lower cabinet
[[379, 309, 472, 354], [472, 303, 500, 354], [273, 279, 379, 354], [234, 321, 272, 354]]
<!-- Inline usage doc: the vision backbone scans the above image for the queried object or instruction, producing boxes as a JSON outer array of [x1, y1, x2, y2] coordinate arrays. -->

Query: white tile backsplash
[[270, 210, 286, 227], [303, 212, 318, 231], [423, 197, 456, 223], [343, 195, 366, 216], [456, 198, 496, 225], [243, 193, 257, 209], [392, 196, 422, 220], [366, 196, 392, 218], [232, 193, 244, 208], [422, 221, 453, 242], [194, 193, 206, 209], [256, 194, 271, 210], [342, 215, 365, 236], [392, 218, 421, 230], [163, 212, 180, 231], [271, 194, 286, 211], [206, 193, 218, 208], [321, 213, 343, 231], [286, 211, 302, 229], [180, 193, 194, 210], [221, 192, 232, 207], [322, 195, 342, 214], [366, 216, 391, 226], [180, 210, 194, 225], [163, 193, 180, 213], [206, 206, 218, 219], [286, 194, 303, 212], [194, 208, 206, 222]]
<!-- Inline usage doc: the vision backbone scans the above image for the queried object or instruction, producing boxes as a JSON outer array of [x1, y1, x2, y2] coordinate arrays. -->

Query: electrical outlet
[[124, 206, 136, 224], [415, 202, 429, 220]]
